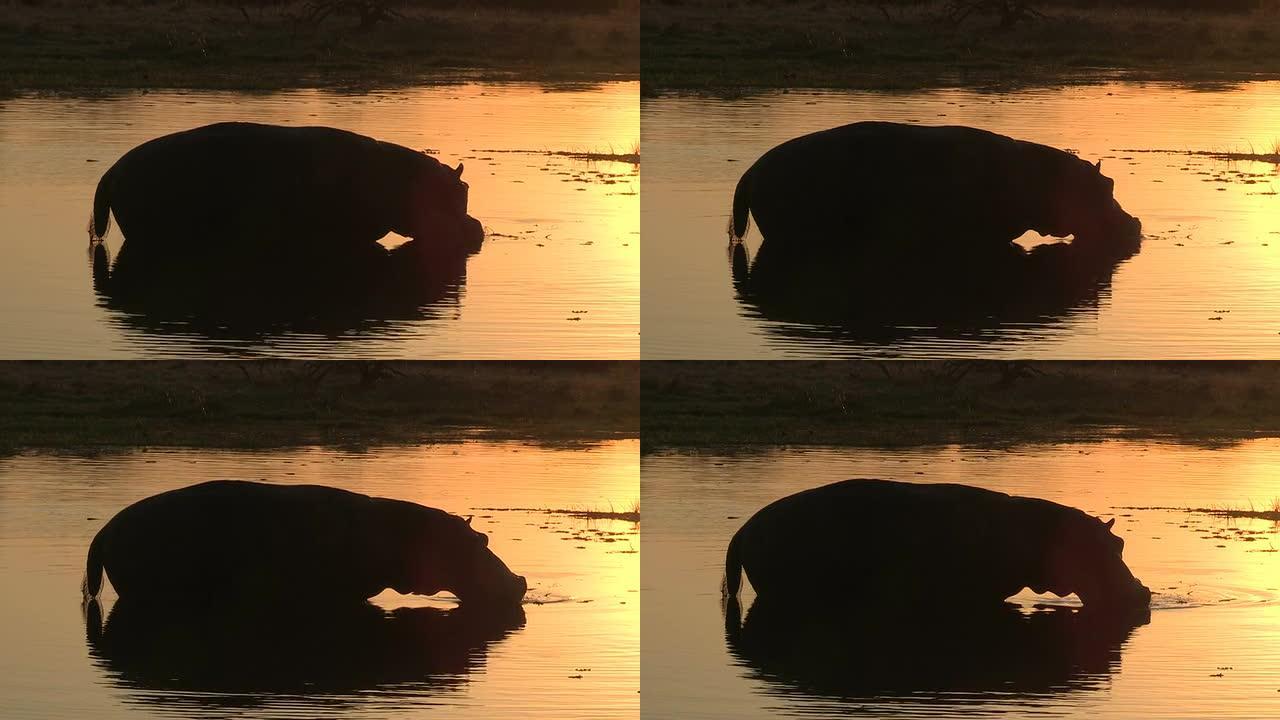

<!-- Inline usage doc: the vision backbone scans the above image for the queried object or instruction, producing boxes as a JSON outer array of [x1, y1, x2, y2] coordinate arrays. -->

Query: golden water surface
[[0, 82, 638, 358], [643, 81, 1280, 358], [0, 440, 639, 719], [643, 440, 1280, 719]]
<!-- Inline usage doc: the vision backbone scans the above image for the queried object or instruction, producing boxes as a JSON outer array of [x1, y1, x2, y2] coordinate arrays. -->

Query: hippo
[[83, 480, 527, 607], [89, 122, 485, 265], [729, 122, 1141, 271], [724, 479, 1151, 612]]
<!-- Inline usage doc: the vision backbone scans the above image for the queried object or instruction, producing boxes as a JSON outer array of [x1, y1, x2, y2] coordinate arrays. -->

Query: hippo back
[[101, 122, 449, 257], [93, 480, 397, 603], [727, 479, 1034, 602], [743, 123, 1046, 251], [729, 479, 1093, 606], [737, 122, 1137, 269]]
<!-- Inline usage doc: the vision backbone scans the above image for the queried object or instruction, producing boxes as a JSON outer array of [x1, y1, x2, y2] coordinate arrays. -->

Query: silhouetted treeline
[[694, 0, 1266, 13], [916, 0, 1261, 12], [227, 0, 634, 13], [983, 0, 1261, 10]]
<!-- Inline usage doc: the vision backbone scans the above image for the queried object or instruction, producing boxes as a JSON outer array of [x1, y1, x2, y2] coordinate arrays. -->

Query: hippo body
[[84, 480, 526, 607], [90, 122, 484, 265], [730, 122, 1141, 274], [724, 479, 1150, 611]]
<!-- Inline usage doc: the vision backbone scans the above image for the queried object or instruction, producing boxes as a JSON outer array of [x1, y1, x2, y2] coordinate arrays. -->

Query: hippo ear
[[454, 163, 464, 179], [464, 515, 473, 525], [1104, 517, 1116, 530], [1094, 159, 1103, 173]]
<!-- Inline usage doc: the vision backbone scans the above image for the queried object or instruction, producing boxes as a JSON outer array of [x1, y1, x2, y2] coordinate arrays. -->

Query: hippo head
[[1033, 513, 1151, 613], [394, 505, 527, 608], [1038, 158, 1142, 258], [392, 151, 485, 253]]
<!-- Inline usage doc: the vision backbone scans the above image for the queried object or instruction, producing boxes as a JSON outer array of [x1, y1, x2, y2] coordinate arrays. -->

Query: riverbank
[[0, 361, 638, 453], [0, 1, 638, 95], [642, 0, 1280, 95], [642, 361, 1280, 451]]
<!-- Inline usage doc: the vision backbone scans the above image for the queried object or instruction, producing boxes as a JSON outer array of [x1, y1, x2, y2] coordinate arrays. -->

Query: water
[[0, 82, 639, 358], [0, 439, 639, 719], [642, 440, 1280, 719], [643, 80, 1280, 358]]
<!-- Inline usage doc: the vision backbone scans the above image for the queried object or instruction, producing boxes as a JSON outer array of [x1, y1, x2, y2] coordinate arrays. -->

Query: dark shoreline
[[0, 1, 638, 96], [642, 1, 1280, 96], [642, 361, 1280, 453], [0, 361, 639, 454]]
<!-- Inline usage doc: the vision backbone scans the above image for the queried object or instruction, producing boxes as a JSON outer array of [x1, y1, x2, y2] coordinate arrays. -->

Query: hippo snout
[[1072, 203, 1142, 259], [1110, 577, 1152, 611], [1134, 581, 1153, 605], [1118, 207, 1142, 239], [452, 570, 526, 608], [460, 215, 484, 254], [1096, 198, 1141, 238], [485, 572, 527, 608]]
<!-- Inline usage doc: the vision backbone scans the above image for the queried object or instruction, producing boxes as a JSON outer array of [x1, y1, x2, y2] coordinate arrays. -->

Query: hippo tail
[[729, 164, 754, 241], [722, 528, 744, 599], [89, 164, 115, 241], [82, 529, 106, 600]]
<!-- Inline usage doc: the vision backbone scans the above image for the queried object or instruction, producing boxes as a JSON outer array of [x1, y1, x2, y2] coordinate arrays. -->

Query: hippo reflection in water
[[84, 480, 527, 608], [89, 228, 480, 341], [85, 598, 524, 708], [728, 231, 1138, 340], [724, 479, 1152, 612], [726, 598, 1149, 701], [727, 122, 1142, 320], [87, 122, 485, 300]]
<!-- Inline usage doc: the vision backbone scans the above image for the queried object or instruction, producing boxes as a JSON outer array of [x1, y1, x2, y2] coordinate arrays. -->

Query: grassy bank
[[643, 361, 1280, 451], [0, 361, 638, 453], [0, 0, 638, 94], [643, 0, 1280, 95]]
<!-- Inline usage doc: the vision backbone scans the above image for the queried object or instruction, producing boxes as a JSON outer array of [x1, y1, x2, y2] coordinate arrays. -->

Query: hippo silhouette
[[84, 480, 527, 607], [731, 122, 1141, 266], [90, 122, 483, 262], [726, 123, 1143, 335], [84, 597, 523, 713], [86, 123, 488, 341], [86, 121, 486, 324], [725, 597, 1147, 702], [724, 479, 1151, 612]]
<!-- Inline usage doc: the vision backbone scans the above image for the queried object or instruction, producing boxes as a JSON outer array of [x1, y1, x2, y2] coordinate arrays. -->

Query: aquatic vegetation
[[1115, 146, 1280, 166], [1116, 502, 1280, 523], [473, 502, 640, 524], [472, 146, 640, 166]]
